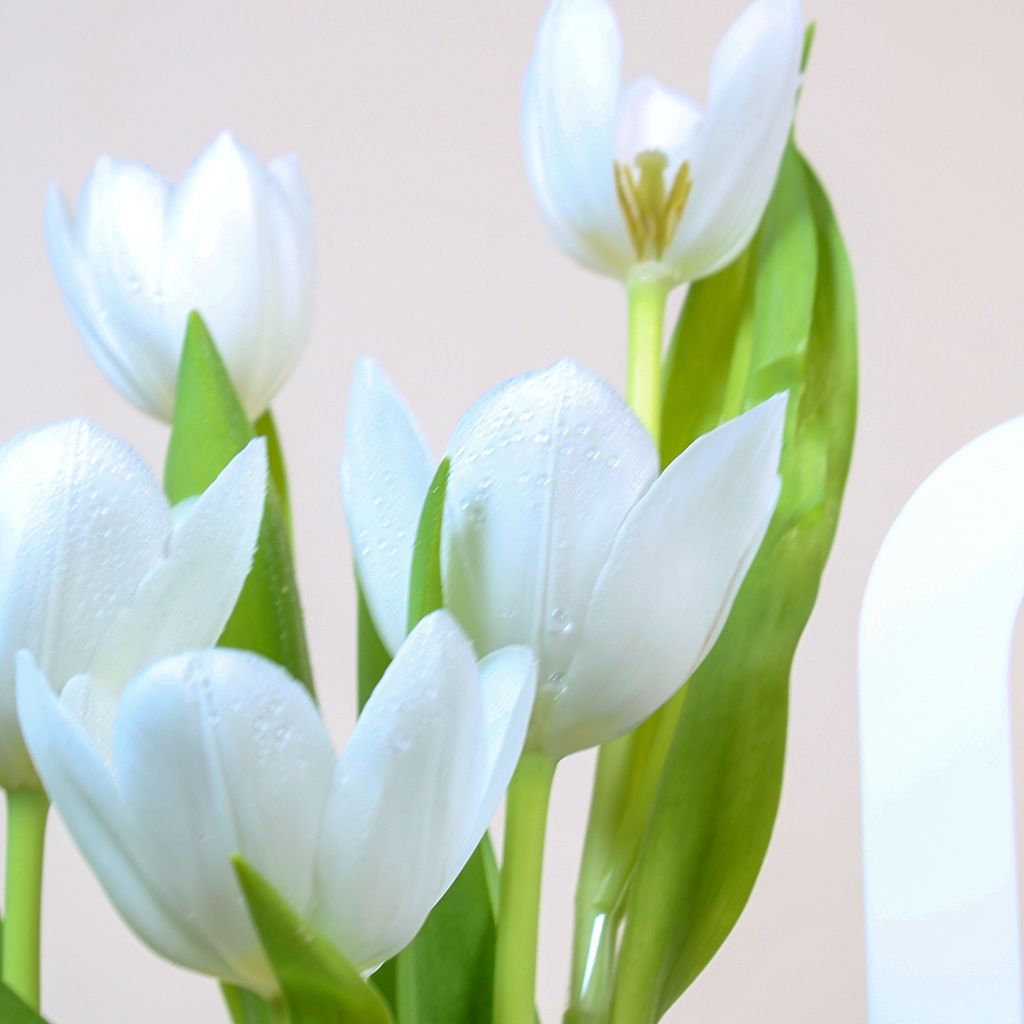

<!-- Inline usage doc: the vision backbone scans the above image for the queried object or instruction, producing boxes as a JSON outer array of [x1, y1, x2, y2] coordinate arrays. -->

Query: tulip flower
[[17, 611, 537, 995], [522, 0, 803, 286], [342, 359, 784, 760], [45, 132, 314, 422], [0, 419, 267, 790]]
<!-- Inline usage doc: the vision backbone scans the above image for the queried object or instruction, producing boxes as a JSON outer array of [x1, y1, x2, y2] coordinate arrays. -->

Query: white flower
[[522, 0, 803, 284], [0, 420, 267, 789], [17, 611, 536, 995], [45, 132, 314, 422], [341, 359, 784, 759]]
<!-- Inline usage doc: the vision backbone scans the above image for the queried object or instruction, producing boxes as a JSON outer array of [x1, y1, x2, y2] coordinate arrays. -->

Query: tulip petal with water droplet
[[17, 611, 537, 994], [343, 360, 785, 758], [340, 360, 435, 656], [0, 420, 266, 789]]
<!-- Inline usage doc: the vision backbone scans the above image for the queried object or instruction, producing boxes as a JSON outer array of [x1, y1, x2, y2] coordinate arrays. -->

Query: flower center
[[613, 150, 692, 261]]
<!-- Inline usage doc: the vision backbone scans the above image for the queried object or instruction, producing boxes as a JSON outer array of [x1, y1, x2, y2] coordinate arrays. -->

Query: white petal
[[45, 182, 175, 420], [159, 133, 299, 419], [87, 438, 268, 691], [47, 135, 313, 422], [0, 421, 169, 787], [111, 649, 336, 994], [614, 76, 704, 174], [16, 652, 237, 980], [443, 360, 658, 740], [75, 156, 169, 294], [459, 644, 537, 870], [340, 360, 435, 655], [257, 153, 316, 409], [669, 0, 803, 278], [522, 0, 634, 277], [546, 394, 786, 757], [312, 611, 486, 970]]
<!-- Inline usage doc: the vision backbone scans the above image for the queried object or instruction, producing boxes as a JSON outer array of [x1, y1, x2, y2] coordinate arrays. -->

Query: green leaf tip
[[801, 22, 817, 75], [165, 312, 315, 695], [407, 457, 451, 634], [166, 311, 253, 503], [232, 856, 395, 1024]]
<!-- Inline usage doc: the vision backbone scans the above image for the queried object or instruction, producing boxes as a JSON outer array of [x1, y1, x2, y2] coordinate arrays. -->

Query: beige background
[[0, 0, 1022, 1020]]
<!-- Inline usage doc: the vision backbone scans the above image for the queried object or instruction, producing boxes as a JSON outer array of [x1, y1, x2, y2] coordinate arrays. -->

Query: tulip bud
[[45, 132, 314, 422]]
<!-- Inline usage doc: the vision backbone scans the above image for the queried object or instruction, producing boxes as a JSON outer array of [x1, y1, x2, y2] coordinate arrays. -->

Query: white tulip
[[0, 420, 267, 789], [522, 0, 803, 285], [45, 132, 314, 422], [17, 611, 536, 995], [341, 359, 784, 760]]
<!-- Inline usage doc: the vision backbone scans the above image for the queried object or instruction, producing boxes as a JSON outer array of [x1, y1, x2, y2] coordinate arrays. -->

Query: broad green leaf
[[406, 458, 450, 633], [165, 312, 314, 694], [0, 981, 52, 1023], [610, 144, 857, 1022], [222, 983, 277, 1024], [233, 857, 394, 1024], [660, 248, 752, 467], [394, 844, 495, 1024]]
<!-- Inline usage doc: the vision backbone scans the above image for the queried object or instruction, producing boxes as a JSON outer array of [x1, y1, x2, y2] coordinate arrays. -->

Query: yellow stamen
[[612, 150, 692, 261]]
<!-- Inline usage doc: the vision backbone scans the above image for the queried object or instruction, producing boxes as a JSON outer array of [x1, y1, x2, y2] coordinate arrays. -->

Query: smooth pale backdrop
[[0, 0, 1022, 1021]]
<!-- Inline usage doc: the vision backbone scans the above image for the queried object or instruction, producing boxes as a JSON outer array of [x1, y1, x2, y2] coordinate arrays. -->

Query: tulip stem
[[2, 788, 49, 1010], [494, 751, 557, 1024], [625, 270, 672, 445]]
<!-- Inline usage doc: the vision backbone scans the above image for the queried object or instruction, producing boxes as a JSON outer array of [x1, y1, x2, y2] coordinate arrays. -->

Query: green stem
[[565, 270, 673, 1021], [2, 788, 49, 1010], [567, 735, 633, 1019], [625, 269, 672, 445], [267, 996, 289, 1024], [493, 751, 557, 1024]]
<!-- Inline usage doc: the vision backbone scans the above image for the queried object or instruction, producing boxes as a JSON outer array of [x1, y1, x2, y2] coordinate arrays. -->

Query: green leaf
[[406, 459, 450, 633], [254, 410, 293, 541], [233, 857, 394, 1024], [165, 312, 314, 694], [393, 842, 496, 1024], [610, 143, 857, 1022], [0, 981, 52, 1023], [222, 983, 278, 1024], [660, 248, 752, 469]]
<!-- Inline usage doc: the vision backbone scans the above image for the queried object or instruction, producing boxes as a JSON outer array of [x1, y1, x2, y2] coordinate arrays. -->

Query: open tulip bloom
[[45, 132, 314, 422], [523, 0, 803, 438], [342, 358, 785, 761], [18, 610, 536, 997], [0, 420, 267, 791], [523, 0, 803, 287]]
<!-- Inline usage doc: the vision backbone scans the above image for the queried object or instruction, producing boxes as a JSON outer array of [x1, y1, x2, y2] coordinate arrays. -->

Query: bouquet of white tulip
[[0, 0, 856, 1023]]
